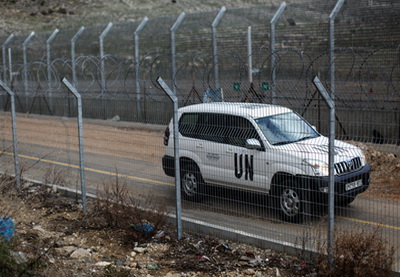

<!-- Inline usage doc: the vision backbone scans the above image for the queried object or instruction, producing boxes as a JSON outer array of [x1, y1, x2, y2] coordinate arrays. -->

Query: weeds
[[0, 238, 17, 277], [294, 217, 395, 277], [0, 174, 21, 277], [44, 165, 66, 186], [0, 174, 47, 277], [94, 264, 131, 277], [0, 173, 17, 195], [0, 174, 21, 230], [94, 172, 130, 228], [92, 172, 169, 243], [315, 226, 395, 277]]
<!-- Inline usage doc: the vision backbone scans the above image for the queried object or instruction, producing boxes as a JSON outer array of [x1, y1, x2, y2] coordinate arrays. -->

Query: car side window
[[179, 113, 227, 144], [227, 116, 261, 147], [179, 113, 199, 138], [200, 113, 226, 143], [179, 113, 261, 147]]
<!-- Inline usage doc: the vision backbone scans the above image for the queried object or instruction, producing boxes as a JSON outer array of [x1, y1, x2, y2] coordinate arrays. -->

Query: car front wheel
[[277, 180, 308, 223], [180, 164, 204, 202]]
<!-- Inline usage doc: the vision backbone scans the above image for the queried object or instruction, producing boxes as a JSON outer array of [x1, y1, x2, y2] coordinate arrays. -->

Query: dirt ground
[[350, 141, 400, 202], [0, 179, 316, 277]]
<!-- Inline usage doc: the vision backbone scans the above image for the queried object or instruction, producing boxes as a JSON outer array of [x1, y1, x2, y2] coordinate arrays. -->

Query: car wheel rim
[[280, 188, 300, 217], [183, 172, 197, 196]]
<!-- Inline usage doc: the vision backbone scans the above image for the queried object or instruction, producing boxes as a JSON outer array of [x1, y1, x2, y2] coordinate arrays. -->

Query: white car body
[[162, 102, 370, 222]]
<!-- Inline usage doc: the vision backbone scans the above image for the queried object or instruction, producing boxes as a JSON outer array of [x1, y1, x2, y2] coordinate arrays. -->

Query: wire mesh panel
[[0, 0, 399, 272]]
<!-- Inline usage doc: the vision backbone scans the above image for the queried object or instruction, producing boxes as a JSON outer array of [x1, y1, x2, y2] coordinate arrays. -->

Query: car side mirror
[[245, 138, 263, 150]]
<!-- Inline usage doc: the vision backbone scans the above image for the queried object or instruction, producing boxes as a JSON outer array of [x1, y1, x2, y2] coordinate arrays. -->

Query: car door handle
[[196, 143, 204, 148], [226, 149, 234, 154]]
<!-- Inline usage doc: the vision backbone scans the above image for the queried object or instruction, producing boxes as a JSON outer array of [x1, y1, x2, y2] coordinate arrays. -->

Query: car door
[[212, 115, 268, 193], [195, 113, 230, 184]]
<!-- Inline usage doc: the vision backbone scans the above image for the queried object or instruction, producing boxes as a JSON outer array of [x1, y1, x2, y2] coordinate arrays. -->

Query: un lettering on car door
[[232, 151, 267, 192], [234, 153, 254, 181]]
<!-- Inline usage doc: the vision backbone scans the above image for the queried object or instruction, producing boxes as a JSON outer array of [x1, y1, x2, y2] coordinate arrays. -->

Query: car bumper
[[298, 163, 371, 204], [162, 155, 175, 177]]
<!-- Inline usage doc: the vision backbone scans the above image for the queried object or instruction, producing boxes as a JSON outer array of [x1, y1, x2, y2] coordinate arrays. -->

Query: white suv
[[162, 102, 370, 222]]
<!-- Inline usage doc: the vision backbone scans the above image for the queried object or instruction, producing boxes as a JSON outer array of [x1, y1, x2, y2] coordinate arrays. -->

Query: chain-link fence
[[1, 0, 400, 272]]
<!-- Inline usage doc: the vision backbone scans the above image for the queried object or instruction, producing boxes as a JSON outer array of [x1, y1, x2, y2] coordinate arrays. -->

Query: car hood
[[275, 136, 363, 163]]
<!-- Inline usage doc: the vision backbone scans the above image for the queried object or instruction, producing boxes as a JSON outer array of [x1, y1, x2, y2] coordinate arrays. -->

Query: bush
[[92, 173, 169, 243], [0, 238, 17, 277], [316, 227, 395, 277]]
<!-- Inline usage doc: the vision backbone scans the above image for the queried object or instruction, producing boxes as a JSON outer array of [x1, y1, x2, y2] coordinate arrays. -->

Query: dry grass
[[43, 165, 67, 186], [0, 169, 170, 276], [315, 226, 395, 277], [295, 217, 395, 277], [0, 174, 35, 277], [90, 172, 170, 243]]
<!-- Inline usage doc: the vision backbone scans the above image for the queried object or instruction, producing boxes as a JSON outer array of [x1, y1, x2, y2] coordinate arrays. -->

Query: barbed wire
[[1, 44, 399, 110]]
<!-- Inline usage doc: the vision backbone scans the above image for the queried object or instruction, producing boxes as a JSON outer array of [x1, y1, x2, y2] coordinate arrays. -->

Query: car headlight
[[303, 159, 329, 176], [360, 152, 367, 166]]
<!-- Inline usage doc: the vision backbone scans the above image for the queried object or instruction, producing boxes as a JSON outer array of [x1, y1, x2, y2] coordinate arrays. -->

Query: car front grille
[[334, 157, 362, 175]]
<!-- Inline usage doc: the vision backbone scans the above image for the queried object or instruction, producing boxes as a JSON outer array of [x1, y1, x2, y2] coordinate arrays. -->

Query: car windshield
[[255, 112, 319, 145]]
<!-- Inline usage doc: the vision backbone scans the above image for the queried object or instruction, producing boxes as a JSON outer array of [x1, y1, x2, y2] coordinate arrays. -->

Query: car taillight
[[163, 126, 170, 146]]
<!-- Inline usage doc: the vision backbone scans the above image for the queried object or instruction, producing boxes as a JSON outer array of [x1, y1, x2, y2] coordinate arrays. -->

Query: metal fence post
[[134, 17, 149, 121], [156, 76, 182, 240], [212, 6, 226, 89], [0, 80, 21, 189], [313, 76, 335, 269], [326, 0, 344, 269], [71, 26, 85, 88], [270, 2, 286, 104], [248, 26, 253, 84], [330, 0, 344, 101], [8, 48, 12, 85], [61, 77, 87, 213], [23, 31, 35, 109], [2, 34, 14, 83], [99, 22, 113, 119], [46, 28, 59, 110], [100, 22, 113, 97], [171, 12, 186, 95]]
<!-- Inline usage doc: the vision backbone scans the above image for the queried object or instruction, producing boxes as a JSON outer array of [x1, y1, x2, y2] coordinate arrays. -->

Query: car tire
[[180, 164, 204, 202], [276, 180, 308, 223]]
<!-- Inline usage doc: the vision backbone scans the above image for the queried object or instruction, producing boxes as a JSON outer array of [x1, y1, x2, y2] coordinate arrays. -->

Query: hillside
[[0, 0, 307, 37]]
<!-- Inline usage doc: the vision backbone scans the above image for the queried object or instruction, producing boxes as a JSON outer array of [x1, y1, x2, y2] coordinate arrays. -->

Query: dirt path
[[1, 113, 165, 165]]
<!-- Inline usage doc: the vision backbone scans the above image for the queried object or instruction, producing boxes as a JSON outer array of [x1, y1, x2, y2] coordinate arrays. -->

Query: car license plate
[[345, 179, 363, 191]]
